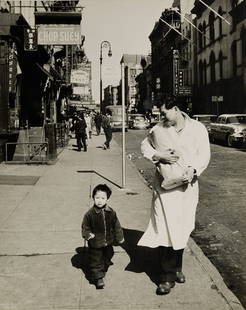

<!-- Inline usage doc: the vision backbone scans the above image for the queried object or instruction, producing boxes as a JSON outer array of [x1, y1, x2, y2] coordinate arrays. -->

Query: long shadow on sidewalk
[[121, 228, 160, 285], [71, 228, 160, 287]]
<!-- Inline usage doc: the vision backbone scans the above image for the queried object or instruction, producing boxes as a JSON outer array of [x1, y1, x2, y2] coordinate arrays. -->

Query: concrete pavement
[[0, 133, 244, 310]]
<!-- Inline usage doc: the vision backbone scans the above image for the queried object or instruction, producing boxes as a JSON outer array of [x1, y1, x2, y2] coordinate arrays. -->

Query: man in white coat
[[138, 97, 210, 295]]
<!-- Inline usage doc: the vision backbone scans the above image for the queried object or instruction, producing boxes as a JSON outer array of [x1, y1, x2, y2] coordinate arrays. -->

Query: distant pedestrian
[[101, 113, 112, 150], [85, 112, 92, 139], [71, 113, 87, 152], [94, 113, 102, 135], [138, 95, 210, 295], [81, 184, 124, 289]]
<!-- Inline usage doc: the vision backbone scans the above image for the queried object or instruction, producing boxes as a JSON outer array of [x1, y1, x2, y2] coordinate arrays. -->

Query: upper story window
[[240, 26, 246, 66], [198, 23, 203, 50], [209, 12, 215, 42], [203, 21, 207, 47], [218, 7, 223, 37], [219, 51, 223, 79], [203, 60, 207, 85], [209, 51, 216, 82], [199, 60, 203, 85], [231, 0, 239, 9], [231, 41, 237, 76]]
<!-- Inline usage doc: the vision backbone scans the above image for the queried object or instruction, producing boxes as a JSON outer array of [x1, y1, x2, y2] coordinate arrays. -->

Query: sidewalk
[[0, 134, 244, 310]]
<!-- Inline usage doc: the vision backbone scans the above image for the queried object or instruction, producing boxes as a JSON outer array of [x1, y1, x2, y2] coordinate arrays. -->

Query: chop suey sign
[[37, 25, 81, 45]]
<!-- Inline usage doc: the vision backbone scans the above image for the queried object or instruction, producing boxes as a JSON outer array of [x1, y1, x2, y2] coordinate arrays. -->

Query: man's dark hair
[[92, 184, 112, 199], [158, 94, 185, 110]]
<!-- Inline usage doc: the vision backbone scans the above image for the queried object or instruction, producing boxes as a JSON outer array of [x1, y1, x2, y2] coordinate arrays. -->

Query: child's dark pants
[[89, 245, 114, 280]]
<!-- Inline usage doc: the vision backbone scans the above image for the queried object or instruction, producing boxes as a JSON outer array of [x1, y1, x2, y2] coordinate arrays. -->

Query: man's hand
[[184, 166, 196, 183], [153, 149, 179, 164]]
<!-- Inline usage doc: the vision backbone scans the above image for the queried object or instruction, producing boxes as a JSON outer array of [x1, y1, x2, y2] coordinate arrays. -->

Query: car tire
[[226, 134, 233, 147], [210, 134, 215, 143]]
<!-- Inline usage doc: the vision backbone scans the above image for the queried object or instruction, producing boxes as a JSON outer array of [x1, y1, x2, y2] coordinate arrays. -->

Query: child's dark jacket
[[82, 205, 124, 248]]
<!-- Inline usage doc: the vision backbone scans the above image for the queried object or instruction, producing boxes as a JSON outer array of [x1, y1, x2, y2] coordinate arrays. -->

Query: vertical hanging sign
[[173, 50, 179, 95]]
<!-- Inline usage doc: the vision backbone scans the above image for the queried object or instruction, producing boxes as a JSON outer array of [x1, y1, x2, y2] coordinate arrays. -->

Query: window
[[231, 41, 237, 76], [199, 60, 203, 85], [218, 7, 223, 37], [209, 12, 215, 42], [241, 27, 246, 66], [209, 51, 216, 82], [203, 60, 207, 85], [231, 0, 239, 9], [198, 24, 203, 49], [219, 51, 223, 79], [203, 21, 207, 47]]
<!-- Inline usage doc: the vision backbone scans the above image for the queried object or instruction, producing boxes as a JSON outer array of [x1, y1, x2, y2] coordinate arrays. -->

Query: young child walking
[[81, 184, 124, 289]]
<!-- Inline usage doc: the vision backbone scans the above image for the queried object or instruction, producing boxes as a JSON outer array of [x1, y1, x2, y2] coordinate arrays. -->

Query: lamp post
[[100, 40, 112, 113]]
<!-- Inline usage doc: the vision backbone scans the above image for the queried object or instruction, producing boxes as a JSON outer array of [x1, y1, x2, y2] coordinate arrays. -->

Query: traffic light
[[24, 28, 38, 51]]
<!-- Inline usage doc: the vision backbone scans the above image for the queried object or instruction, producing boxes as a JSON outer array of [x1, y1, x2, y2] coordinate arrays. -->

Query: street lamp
[[100, 40, 112, 113]]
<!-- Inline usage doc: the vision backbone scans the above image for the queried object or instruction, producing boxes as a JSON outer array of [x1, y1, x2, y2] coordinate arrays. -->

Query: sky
[[80, 0, 174, 103]]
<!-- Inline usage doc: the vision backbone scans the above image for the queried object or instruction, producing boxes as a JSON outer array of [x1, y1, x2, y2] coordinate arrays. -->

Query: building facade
[[120, 54, 151, 113], [191, 0, 246, 114]]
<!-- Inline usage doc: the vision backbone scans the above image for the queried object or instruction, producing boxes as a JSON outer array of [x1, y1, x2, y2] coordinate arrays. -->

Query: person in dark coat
[[73, 113, 87, 152], [94, 113, 102, 135], [101, 113, 112, 150], [82, 184, 124, 289]]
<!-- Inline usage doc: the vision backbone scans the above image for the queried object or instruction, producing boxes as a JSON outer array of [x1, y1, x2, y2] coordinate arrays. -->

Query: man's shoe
[[156, 281, 175, 295], [175, 271, 186, 283], [96, 278, 105, 289]]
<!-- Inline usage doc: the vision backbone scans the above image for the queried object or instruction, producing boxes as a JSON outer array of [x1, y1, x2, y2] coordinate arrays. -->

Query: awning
[[35, 12, 82, 25], [0, 13, 29, 36]]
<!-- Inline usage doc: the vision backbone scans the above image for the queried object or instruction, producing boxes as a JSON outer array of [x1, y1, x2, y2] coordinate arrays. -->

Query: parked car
[[192, 114, 217, 135], [128, 114, 150, 129], [209, 114, 246, 146]]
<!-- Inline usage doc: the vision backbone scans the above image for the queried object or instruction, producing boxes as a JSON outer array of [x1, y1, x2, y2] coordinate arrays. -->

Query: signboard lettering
[[38, 25, 81, 45]]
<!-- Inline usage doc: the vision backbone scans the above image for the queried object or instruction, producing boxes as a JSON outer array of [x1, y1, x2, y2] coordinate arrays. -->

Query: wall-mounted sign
[[71, 69, 89, 84], [37, 25, 81, 45]]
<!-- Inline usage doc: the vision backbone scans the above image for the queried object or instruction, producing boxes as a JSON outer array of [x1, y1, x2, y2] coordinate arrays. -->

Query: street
[[114, 129, 246, 308]]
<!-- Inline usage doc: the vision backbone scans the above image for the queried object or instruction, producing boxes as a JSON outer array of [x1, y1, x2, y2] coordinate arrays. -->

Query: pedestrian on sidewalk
[[101, 113, 112, 150], [81, 184, 124, 289], [138, 95, 210, 295], [85, 112, 93, 139], [94, 112, 102, 136], [71, 113, 87, 152]]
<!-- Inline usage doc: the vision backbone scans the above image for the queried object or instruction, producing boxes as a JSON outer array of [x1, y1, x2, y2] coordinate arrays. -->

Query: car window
[[135, 117, 145, 121], [227, 117, 239, 123], [227, 116, 246, 124]]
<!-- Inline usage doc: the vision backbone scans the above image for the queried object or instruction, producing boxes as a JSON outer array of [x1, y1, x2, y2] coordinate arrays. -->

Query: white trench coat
[[137, 114, 210, 250]]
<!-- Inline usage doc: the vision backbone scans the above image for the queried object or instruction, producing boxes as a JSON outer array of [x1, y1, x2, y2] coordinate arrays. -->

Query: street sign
[[212, 96, 223, 102], [179, 86, 191, 96]]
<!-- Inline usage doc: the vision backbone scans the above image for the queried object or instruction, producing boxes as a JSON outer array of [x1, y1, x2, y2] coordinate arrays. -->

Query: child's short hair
[[92, 184, 112, 199]]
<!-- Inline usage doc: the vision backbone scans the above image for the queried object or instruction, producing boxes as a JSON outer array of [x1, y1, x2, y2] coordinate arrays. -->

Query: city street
[[114, 129, 246, 308]]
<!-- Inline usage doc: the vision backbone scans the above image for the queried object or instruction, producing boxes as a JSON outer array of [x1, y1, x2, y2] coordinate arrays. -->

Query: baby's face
[[93, 190, 108, 208]]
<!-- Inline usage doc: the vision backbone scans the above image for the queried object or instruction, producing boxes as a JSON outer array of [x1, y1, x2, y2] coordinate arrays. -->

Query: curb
[[188, 238, 244, 310]]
